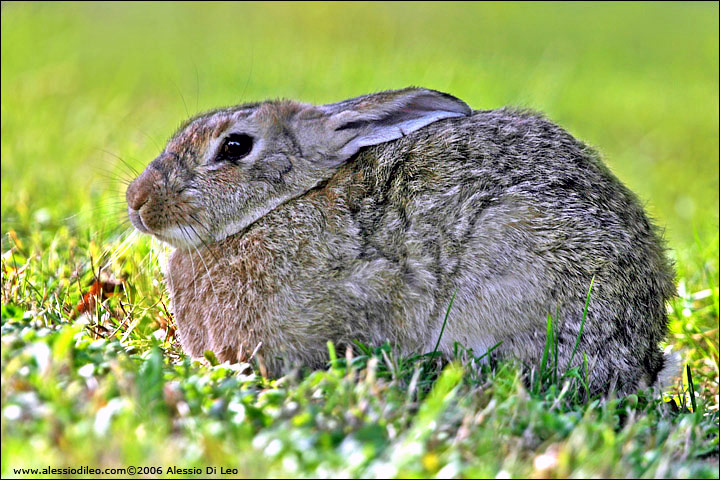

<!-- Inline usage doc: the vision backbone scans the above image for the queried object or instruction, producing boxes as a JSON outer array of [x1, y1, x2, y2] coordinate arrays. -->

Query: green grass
[[2, 2, 718, 478]]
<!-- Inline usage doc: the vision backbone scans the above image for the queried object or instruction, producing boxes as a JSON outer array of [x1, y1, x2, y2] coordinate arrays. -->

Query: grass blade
[[540, 314, 553, 379], [566, 276, 595, 374], [430, 290, 457, 361], [687, 364, 698, 413]]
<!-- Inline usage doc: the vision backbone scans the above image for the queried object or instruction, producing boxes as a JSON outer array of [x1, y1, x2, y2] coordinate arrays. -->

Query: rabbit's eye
[[216, 133, 254, 163]]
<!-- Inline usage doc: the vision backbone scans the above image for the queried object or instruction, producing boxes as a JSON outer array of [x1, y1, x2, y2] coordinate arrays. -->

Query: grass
[[2, 2, 718, 478]]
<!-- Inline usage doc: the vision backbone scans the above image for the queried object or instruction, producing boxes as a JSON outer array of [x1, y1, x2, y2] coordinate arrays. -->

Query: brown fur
[[127, 88, 678, 395]]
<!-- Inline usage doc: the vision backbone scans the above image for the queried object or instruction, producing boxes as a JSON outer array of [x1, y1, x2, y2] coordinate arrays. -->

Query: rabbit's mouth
[[128, 208, 151, 234], [128, 204, 212, 249]]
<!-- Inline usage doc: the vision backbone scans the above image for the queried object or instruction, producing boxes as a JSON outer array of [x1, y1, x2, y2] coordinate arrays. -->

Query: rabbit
[[126, 87, 678, 395]]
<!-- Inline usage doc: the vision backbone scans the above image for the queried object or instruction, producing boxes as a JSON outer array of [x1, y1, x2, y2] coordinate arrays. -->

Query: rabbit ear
[[317, 88, 472, 162]]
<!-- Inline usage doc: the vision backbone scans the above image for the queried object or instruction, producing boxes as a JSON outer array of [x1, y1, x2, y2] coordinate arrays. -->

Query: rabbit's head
[[126, 87, 471, 248]]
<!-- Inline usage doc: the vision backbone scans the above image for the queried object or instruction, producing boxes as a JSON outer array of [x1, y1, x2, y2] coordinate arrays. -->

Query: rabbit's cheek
[[247, 154, 293, 184]]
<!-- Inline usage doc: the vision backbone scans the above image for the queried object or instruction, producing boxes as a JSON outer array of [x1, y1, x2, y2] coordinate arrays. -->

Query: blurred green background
[[1, 1, 718, 256], [1, 3, 718, 476]]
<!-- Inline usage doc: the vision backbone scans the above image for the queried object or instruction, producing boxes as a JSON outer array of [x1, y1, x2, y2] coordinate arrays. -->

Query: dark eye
[[216, 133, 254, 163]]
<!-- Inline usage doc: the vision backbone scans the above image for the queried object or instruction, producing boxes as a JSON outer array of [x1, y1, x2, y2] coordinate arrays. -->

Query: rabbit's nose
[[126, 167, 162, 211]]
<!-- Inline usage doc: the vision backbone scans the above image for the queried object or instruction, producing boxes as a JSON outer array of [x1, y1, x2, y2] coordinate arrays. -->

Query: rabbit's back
[[355, 108, 675, 391]]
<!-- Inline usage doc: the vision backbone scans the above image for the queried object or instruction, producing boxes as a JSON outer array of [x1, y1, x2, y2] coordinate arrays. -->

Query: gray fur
[[126, 87, 678, 396]]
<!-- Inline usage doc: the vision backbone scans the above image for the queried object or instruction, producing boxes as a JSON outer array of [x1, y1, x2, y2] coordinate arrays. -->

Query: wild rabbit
[[126, 87, 677, 395]]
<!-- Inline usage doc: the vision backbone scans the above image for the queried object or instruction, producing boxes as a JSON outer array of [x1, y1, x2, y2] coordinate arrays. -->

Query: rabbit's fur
[[126, 87, 677, 395]]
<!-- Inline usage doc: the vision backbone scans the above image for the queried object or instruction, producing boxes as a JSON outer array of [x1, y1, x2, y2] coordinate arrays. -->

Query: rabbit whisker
[[180, 217, 221, 306], [177, 223, 200, 301], [100, 149, 141, 177], [103, 230, 140, 270]]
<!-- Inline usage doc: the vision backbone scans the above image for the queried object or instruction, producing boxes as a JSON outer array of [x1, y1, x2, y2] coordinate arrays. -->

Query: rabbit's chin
[[148, 225, 214, 250], [146, 220, 248, 250], [150, 219, 250, 250]]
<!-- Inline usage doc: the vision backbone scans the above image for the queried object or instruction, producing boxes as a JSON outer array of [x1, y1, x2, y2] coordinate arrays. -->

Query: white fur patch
[[656, 351, 682, 391]]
